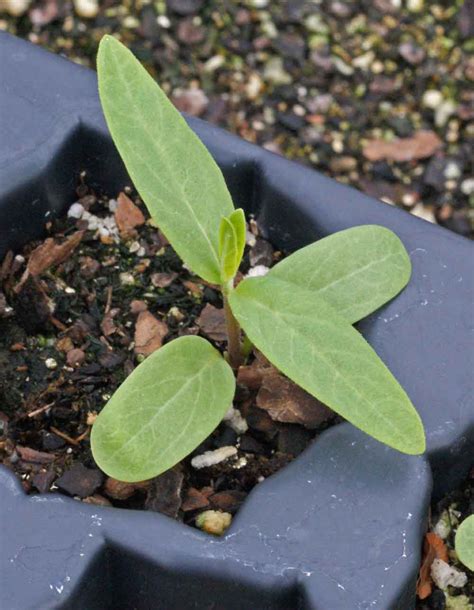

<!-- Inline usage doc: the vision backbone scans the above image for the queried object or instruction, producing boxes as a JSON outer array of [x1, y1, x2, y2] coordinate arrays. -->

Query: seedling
[[91, 36, 425, 482]]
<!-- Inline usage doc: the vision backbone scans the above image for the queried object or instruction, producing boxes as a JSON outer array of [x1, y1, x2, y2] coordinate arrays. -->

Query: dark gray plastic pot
[[0, 33, 472, 610]]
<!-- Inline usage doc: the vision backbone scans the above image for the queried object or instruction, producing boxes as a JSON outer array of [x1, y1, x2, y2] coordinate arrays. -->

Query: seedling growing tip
[[91, 35, 425, 483]]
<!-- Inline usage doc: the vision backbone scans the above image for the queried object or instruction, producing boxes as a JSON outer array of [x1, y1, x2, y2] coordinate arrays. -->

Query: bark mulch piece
[[55, 463, 104, 498]]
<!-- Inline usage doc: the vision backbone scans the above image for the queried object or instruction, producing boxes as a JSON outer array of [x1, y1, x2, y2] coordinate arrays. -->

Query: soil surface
[[0, 183, 336, 531], [417, 470, 474, 610], [1, 0, 473, 238]]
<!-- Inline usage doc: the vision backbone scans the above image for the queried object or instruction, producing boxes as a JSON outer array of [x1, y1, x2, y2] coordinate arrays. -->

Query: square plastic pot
[[0, 32, 472, 610]]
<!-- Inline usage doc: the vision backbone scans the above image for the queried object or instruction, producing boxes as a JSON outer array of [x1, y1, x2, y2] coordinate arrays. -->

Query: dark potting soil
[[416, 470, 474, 610], [0, 180, 337, 532]]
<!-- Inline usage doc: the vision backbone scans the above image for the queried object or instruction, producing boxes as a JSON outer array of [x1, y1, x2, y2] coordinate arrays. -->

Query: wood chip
[[151, 272, 178, 288], [16, 445, 56, 464], [130, 299, 148, 314], [237, 363, 267, 391], [104, 477, 142, 501], [66, 348, 86, 367], [83, 494, 112, 507], [79, 256, 100, 279], [55, 336, 74, 353], [31, 469, 56, 493], [26, 231, 85, 277], [145, 469, 184, 518], [0, 250, 14, 281], [363, 130, 442, 162], [181, 487, 210, 512], [101, 307, 120, 337], [416, 532, 449, 599], [196, 304, 227, 342], [55, 463, 104, 498], [256, 372, 333, 429], [12, 275, 53, 333], [134, 311, 168, 356], [209, 490, 246, 513], [115, 192, 145, 234]]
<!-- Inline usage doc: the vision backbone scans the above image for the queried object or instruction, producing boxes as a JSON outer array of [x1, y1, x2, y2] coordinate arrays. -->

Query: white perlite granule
[[223, 406, 248, 435], [191, 446, 237, 470], [246, 265, 269, 278], [67, 203, 85, 219], [431, 559, 467, 590]]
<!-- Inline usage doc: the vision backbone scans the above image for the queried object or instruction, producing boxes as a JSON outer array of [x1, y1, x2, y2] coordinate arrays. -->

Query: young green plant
[[91, 36, 426, 482]]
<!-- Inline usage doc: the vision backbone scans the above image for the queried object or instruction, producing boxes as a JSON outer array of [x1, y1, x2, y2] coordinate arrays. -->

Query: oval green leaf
[[97, 35, 234, 284], [268, 225, 411, 324], [455, 515, 474, 571], [229, 275, 425, 455], [218, 208, 246, 282], [91, 336, 235, 482]]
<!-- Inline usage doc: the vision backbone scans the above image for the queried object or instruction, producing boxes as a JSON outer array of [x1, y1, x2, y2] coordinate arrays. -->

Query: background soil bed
[[0, 180, 337, 530]]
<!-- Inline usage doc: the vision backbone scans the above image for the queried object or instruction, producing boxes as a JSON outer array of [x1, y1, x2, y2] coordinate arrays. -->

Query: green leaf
[[218, 208, 246, 282], [97, 35, 234, 284], [229, 276, 425, 454], [268, 225, 411, 324], [455, 515, 474, 571], [90, 336, 235, 482]]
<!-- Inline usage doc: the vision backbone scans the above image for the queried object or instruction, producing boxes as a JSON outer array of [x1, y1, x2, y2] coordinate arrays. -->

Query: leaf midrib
[[236, 289, 410, 445], [104, 355, 217, 463], [276, 251, 399, 298], [104, 43, 222, 276]]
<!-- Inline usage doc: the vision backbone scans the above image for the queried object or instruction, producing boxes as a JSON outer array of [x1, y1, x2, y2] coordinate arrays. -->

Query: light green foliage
[[268, 225, 411, 324], [92, 37, 425, 484], [91, 337, 235, 481], [97, 35, 234, 284], [455, 515, 474, 571], [229, 275, 425, 454], [218, 209, 246, 282]]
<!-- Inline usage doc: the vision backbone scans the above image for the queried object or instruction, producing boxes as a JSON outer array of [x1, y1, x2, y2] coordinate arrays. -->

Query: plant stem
[[222, 280, 243, 370]]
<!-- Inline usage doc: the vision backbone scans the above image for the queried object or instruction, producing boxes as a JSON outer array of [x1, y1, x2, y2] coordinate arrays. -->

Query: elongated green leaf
[[91, 336, 235, 481], [97, 35, 234, 283], [229, 276, 425, 454], [455, 516, 474, 570], [268, 225, 411, 324], [218, 208, 246, 282]]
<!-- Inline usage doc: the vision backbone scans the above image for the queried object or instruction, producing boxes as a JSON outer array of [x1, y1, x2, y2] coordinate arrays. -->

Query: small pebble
[[66, 349, 85, 367], [407, 0, 423, 12], [119, 272, 135, 286], [203, 55, 225, 73], [461, 178, 474, 196], [422, 90, 443, 110], [435, 101, 457, 128], [156, 15, 171, 28], [45, 358, 58, 370], [172, 88, 209, 117], [263, 57, 291, 86], [2, 0, 31, 16], [73, 0, 99, 19]]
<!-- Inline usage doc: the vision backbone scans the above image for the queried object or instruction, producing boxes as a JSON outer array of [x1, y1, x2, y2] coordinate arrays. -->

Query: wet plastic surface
[[0, 32, 472, 610]]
